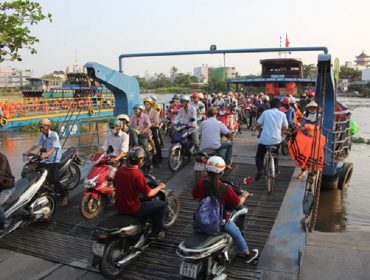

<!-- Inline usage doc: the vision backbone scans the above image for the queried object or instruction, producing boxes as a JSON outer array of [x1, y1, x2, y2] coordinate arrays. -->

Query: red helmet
[[192, 92, 201, 98], [281, 96, 290, 104]]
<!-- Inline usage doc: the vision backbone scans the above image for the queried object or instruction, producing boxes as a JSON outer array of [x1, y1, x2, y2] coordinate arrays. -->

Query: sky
[[5, 0, 370, 77]]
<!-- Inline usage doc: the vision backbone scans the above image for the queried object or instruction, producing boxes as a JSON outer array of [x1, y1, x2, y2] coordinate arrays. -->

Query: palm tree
[[170, 66, 178, 81]]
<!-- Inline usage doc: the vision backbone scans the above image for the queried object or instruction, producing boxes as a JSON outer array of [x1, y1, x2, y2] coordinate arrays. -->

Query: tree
[[170, 66, 178, 81], [0, 0, 52, 62], [303, 64, 317, 78], [339, 66, 361, 82], [173, 73, 197, 87]]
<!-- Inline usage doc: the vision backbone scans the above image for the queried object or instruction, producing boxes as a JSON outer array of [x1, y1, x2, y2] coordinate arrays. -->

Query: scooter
[[194, 148, 218, 178], [176, 178, 256, 280], [80, 153, 116, 219], [168, 120, 197, 172], [21, 147, 81, 191], [0, 170, 56, 238], [90, 173, 180, 279], [218, 107, 240, 133]]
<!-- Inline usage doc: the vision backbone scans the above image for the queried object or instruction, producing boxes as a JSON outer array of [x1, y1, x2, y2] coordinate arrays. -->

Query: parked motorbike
[[168, 120, 197, 172], [90, 173, 180, 279], [80, 153, 117, 219], [0, 170, 56, 238], [194, 148, 218, 178], [176, 178, 255, 280], [21, 147, 81, 191]]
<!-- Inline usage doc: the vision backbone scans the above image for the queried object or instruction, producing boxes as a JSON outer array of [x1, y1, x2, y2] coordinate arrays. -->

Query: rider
[[175, 95, 200, 152], [280, 96, 295, 129], [192, 156, 259, 263], [199, 107, 233, 169], [114, 146, 166, 240], [254, 98, 288, 181], [190, 92, 206, 122], [24, 118, 69, 206], [143, 97, 162, 165], [0, 152, 15, 230], [99, 117, 129, 163]]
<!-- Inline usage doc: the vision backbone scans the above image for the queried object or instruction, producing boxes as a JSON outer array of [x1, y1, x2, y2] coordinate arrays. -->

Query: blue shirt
[[257, 108, 288, 145], [199, 117, 229, 150], [35, 130, 62, 163]]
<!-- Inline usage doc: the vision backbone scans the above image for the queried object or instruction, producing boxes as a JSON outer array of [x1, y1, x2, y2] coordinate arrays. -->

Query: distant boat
[[0, 73, 114, 130]]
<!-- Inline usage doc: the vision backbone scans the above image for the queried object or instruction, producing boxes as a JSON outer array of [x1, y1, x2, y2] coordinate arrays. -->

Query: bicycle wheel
[[265, 153, 275, 194]]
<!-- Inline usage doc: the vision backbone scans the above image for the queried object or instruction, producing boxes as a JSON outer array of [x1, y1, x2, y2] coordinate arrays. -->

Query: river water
[[0, 95, 369, 233]]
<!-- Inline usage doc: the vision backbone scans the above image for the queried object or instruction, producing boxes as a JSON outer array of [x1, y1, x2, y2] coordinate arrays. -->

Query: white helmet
[[117, 114, 130, 122], [180, 95, 190, 102], [263, 95, 270, 102], [206, 156, 226, 173], [289, 96, 296, 104]]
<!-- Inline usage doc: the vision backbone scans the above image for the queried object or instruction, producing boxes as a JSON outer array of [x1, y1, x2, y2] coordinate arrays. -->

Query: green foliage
[[0, 0, 52, 62], [351, 137, 370, 145], [339, 66, 361, 82], [206, 76, 227, 93], [303, 64, 317, 78]]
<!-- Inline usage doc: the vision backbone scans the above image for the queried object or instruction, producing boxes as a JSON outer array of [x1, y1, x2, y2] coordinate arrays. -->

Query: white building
[[0, 66, 32, 87], [193, 64, 209, 83], [362, 68, 370, 81]]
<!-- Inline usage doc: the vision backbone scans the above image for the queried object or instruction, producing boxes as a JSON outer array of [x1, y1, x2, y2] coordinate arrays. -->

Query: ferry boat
[[0, 72, 115, 130]]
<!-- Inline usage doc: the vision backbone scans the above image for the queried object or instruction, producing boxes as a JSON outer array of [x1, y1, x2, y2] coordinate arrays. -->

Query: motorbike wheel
[[80, 194, 104, 219], [61, 162, 81, 191], [163, 193, 180, 229], [168, 146, 183, 172], [42, 195, 56, 220], [99, 239, 128, 279]]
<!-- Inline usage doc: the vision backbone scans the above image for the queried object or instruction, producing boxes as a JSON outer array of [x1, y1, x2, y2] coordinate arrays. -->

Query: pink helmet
[[281, 96, 290, 104], [192, 92, 201, 98], [307, 90, 315, 98]]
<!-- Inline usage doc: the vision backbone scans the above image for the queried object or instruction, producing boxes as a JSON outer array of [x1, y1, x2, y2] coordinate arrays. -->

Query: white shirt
[[175, 105, 197, 127], [257, 108, 288, 145], [102, 130, 129, 156], [199, 117, 229, 150]]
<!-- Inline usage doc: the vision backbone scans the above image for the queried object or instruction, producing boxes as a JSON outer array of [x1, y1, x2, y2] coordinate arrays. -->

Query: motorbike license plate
[[194, 162, 205, 171], [180, 261, 202, 279], [92, 241, 105, 257]]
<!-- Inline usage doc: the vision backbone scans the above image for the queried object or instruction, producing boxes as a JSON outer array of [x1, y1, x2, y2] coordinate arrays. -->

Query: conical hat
[[305, 100, 318, 108]]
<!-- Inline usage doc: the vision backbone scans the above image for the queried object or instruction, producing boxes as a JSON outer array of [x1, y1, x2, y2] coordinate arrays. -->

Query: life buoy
[[8, 103, 15, 113], [70, 101, 77, 109], [88, 109, 94, 115], [85, 99, 92, 108], [23, 103, 30, 114], [61, 100, 68, 110], [53, 100, 60, 110], [78, 100, 85, 108], [42, 102, 49, 112], [32, 101, 39, 111], [0, 118, 7, 127]]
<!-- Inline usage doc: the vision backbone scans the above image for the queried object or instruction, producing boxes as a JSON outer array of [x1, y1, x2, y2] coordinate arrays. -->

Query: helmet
[[305, 100, 318, 108], [127, 146, 145, 165], [108, 117, 121, 128], [149, 95, 157, 101], [289, 96, 296, 104], [180, 95, 190, 102], [206, 156, 226, 173], [307, 91, 315, 98], [198, 92, 204, 99], [263, 95, 270, 102], [133, 104, 144, 110], [143, 97, 154, 105], [38, 118, 51, 127], [172, 94, 180, 100], [154, 103, 161, 111], [192, 92, 201, 98], [281, 96, 290, 105], [117, 114, 130, 122]]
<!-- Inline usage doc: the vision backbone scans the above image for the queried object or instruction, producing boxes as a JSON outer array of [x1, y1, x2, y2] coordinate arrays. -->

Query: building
[[0, 66, 32, 87], [193, 65, 237, 83], [362, 68, 370, 81], [355, 51, 370, 70]]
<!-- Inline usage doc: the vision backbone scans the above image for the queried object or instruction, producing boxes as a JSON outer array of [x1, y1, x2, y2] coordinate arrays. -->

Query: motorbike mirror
[[243, 176, 253, 185], [107, 145, 114, 154], [40, 147, 47, 153], [189, 117, 196, 122]]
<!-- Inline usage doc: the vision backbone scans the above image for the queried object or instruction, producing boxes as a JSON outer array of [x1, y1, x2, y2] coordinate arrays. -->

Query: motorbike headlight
[[84, 175, 99, 188]]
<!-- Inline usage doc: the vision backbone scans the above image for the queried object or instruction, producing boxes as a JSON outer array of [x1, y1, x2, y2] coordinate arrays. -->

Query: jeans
[[191, 129, 200, 151], [224, 220, 248, 253], [255, 143, 280, 173], [46, 163, 67, 198], [134, 200, 166, 234], [150, 127, 162, 164], [0, 188, 14, 226], [218, 142, 233, 165]]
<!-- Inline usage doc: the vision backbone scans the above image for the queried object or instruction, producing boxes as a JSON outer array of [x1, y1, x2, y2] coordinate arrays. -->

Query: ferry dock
[[0, 127, 369, 280]]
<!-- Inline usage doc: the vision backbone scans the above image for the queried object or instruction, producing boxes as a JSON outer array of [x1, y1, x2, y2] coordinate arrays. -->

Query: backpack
[[193, 183, 229, 235]]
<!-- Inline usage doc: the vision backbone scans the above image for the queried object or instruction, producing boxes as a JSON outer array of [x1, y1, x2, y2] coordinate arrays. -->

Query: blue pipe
[[118, 46, 329, 72]]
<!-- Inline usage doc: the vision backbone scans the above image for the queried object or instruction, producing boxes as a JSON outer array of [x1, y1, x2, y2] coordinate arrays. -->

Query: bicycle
[[264, 145, 278, 194]]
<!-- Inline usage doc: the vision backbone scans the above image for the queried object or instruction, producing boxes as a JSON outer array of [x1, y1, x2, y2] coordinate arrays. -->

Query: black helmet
[[127, 146, 145, 165]]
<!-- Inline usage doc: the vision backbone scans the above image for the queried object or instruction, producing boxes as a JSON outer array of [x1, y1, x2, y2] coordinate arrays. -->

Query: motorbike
[[194, 148, 218, 178], [176, 178, 255, 280], [217, 107, 239, 133], [0, 170, 56, 238], [80, 153, 117, 219], [168, 120, 197, 172], [21, 147, 82, 191], [90, 173, 180, 279]]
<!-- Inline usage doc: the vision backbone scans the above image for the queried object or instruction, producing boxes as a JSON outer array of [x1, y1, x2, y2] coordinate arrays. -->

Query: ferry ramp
[[0, 129, 299, 280]]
